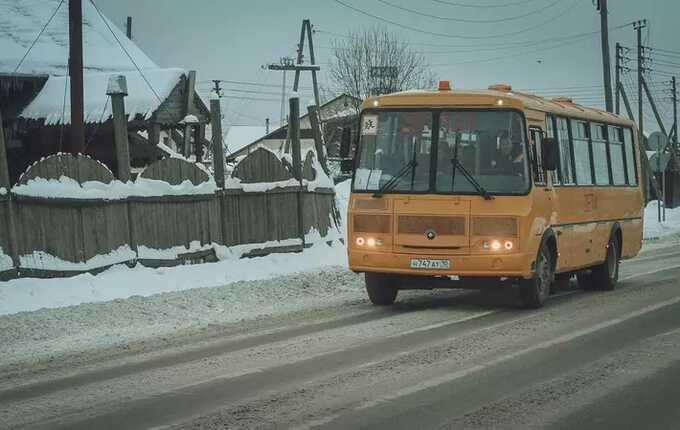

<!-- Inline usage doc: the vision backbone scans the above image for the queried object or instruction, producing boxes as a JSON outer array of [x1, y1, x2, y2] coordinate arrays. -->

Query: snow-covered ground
[[643, 200, 680, 240]]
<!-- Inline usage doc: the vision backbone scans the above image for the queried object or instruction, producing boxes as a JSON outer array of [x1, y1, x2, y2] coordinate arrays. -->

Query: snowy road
[[1, 244, 680, 429]]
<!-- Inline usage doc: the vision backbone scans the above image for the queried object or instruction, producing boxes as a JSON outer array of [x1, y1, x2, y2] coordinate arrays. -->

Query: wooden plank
[[0, 109, 9, 189], [17, 154, 114, 185], [210, 98, 226, 188], [231, 147, 293, 183]]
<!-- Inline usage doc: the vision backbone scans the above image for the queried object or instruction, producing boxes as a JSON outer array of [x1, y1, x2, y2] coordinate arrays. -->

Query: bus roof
[[362, 86, 635, 128]]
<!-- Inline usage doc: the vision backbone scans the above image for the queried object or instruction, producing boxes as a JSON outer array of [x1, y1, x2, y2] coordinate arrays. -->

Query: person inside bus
[[491, 132, 524, 175]]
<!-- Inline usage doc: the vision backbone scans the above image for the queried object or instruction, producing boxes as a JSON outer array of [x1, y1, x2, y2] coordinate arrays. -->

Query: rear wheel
[[365, 273, 399, 306], [519, 244, 553, 309], [591, 235, 620, 291]]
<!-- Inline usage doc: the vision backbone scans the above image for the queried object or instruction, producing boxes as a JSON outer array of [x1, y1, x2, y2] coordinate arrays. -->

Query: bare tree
[[329, 27, 436, 109]]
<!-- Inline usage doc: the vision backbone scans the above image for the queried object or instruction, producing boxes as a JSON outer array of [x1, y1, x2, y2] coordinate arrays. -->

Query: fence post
[[0, 110, 19, 270], [183, 70, 197, 157], [107, 75, 131, 182], [0, 109, 9, 189], [210, 98, 226, 188], [307, 104, 331, 176], [289, 95, 305, 247]]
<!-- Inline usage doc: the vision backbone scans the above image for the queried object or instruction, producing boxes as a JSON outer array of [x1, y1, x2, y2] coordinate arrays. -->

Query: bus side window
[[546, 115, 560, 185], [529, 129, 545, 184]]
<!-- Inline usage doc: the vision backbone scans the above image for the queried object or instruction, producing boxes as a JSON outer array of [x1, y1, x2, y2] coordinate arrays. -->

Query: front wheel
[[591, 235, 620, 291], [519, 244, 553, 309], [365, 273, 399, 306]]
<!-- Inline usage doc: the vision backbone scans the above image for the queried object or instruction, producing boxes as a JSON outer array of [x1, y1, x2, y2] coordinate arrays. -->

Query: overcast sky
[[99, 0, 680, 131]]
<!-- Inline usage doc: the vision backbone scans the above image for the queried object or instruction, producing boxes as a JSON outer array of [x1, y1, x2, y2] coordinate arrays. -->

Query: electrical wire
[[84, 96, 111, 151], [428, 0, 543, 8], [330, 0, 580, 40], [58, 75, 69, 152], [89, 0, 163, 103], [375, 0, 562, 24], [13, 0, 65, 73]]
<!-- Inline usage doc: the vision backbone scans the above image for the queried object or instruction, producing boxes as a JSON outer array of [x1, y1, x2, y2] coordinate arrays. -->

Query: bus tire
[[591, 235, 620, 291], [519, 244, 553, 309], [365, 273, 398, 306]]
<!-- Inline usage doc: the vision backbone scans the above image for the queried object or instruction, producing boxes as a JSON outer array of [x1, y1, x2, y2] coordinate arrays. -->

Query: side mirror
[[541, 137, 558, 171], [340, 127, 352, 159]]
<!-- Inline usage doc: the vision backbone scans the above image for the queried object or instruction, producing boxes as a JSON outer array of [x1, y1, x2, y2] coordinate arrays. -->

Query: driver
[[492, 132, 524, 174]]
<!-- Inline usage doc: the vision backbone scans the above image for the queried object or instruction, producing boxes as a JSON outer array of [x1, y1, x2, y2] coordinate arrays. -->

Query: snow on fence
[[0, 151, 340, 278]]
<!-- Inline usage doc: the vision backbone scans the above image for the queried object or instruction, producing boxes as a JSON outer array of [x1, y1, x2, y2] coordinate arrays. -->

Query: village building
[[0, 0, 209, 183], [224, 94, 359, 161]]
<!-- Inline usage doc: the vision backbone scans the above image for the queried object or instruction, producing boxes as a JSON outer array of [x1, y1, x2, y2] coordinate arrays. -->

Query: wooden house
[[0, 0, 209, 183]]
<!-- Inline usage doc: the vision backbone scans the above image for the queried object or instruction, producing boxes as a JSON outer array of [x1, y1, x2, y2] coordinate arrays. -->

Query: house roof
[[20, 68, 186, 125], [0, 0, 158, 75], [228, 94, 360, 157]]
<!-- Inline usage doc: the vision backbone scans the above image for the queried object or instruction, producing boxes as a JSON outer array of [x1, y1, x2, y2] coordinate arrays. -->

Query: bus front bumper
[[348, 250, 534, 279]]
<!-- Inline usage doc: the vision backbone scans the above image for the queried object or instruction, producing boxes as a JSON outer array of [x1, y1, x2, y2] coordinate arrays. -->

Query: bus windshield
[[353, 110, 530, 195]]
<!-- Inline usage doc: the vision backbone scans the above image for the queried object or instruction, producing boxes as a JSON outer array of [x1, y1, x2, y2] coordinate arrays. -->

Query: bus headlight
[[482, 239, 513, 251], [356, 237, 383, 247], [504, 240, 514, 250], [491, 240, 502, 250]]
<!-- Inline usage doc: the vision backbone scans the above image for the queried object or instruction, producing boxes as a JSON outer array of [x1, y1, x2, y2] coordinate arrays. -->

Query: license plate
[[410, 259, 450, 270]]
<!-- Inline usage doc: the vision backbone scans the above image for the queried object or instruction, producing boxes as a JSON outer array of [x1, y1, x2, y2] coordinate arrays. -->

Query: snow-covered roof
[[20, 68, 186, 125], [0, 0, 158, 75], [224, 126, 268, 155]]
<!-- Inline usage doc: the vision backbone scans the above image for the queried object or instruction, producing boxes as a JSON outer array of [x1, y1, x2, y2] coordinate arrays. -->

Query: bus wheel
[[365, 273, 399, 306], [519, 244, 552, 309], [592, 236, 620, 291]]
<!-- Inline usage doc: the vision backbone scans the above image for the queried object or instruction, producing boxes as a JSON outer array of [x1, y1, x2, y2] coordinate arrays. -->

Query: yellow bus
[[341, 82, 644, 308]]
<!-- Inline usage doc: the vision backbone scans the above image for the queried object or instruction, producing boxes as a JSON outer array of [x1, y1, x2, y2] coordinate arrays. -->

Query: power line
[[330, 0, 579, 40], [89, 0, 163, 103], [428, 0, 544, 8], [13, 0, 65, 73], [428, 23, 621, 67], [316, 26, 616, 50], [375, 0, 562, 24]]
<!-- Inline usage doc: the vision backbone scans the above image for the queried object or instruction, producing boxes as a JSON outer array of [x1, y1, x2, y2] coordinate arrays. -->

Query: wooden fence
[[0, 150, 340, 278]]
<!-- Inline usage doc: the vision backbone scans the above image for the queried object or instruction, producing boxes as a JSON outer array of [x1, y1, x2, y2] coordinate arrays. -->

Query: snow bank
[[0, 241, 347, 316], [0, 247, 12, 272], [21, 68, 185, 125], [12, 176, 217, 199], [19, 245, 136, 271], [644, 201, 680, 240]]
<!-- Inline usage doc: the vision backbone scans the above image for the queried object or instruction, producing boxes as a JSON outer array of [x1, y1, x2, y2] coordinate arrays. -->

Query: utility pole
[[68, 0, 85, 153], [635, 20, 646, 149], [126, 16, 132, 40], [672, 76, 678, 146], [615, 43, 621, 115], [596, 0, 613, 112], [211, 79, 223, 97]]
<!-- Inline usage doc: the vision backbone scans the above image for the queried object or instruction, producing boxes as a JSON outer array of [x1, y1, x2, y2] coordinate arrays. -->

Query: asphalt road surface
[[1, 244, 679, 430]]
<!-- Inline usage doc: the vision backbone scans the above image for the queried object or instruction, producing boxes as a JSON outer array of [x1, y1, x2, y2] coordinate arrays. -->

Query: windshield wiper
[[450, 134, 494, 201], [372, 159, 418, 198]]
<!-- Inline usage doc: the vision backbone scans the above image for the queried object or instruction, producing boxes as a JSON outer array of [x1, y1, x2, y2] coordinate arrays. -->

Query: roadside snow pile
[[12, 176, 217, 199], [20, 246, 136, 271], [0, 241, 347, 316], [0, 247, 12, 272], [643, 201, 680, 239]]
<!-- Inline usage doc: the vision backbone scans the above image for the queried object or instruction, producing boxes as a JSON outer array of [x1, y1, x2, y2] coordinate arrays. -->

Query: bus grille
[[472, 217, 518, 237], [353, 214, 391, 233], [398, 216, 466, 236]]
